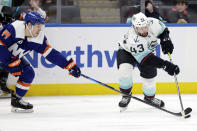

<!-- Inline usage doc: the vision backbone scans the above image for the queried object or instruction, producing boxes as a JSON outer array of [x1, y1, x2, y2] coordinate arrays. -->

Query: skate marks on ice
[[0, 95, 197, 131]]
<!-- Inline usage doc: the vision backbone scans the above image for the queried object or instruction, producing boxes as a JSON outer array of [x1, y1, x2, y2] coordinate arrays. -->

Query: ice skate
[[0, 85, 13, 94], [144, 95, 165, 108], [11, 94, 33, 113], [0, 77, 13, 94], [119, 95, 131, 112]]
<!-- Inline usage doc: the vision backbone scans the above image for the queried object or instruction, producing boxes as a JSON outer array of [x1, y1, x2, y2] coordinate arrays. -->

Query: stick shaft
[[81, 73, 185, 117], [168, 53, 185, 113]]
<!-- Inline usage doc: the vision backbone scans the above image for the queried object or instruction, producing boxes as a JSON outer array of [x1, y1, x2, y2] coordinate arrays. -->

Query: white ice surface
[[0, 95, 197, 131]]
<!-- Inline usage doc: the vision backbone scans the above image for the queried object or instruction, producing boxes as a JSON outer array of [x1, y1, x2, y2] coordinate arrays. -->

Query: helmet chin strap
[[26, 24, 34, 37]]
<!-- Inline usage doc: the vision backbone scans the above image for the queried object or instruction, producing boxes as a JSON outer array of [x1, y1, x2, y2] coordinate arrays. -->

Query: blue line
[[46, 23, 197, 27], [166, 23, 197, 27], [45, 23, 131, 27]]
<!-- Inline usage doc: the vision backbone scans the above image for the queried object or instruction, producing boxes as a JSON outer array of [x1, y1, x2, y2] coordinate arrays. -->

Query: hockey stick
[[81, 73, 192, 118], [168, 53, 192, 118]]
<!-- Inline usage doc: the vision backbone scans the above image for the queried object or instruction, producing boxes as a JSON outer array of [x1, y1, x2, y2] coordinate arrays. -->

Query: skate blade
[[11, 107, 34, 113], [120, 107, 128, 112]]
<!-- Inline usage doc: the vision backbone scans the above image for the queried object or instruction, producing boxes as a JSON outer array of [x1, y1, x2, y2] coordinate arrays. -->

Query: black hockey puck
[[184, 114, 191, 119], [184, 107, 192, 115]]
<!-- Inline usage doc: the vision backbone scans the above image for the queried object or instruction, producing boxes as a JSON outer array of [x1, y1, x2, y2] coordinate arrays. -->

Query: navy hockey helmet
[[24, 11, 45, 25]]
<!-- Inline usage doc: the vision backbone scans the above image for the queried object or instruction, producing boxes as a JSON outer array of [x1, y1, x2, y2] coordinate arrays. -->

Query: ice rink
[[0, 94, 197, 131]]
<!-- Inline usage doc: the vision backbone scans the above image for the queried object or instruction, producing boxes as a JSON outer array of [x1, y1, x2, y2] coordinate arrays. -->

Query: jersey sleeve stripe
[[65, 61, 76, 70], [42, 47, 53, 57], [41, 40, 52, 57], [0, 40, 7, 47]]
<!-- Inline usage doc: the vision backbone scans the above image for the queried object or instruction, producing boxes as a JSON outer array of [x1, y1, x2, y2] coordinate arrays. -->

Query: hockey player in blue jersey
[[0, 11, 81, 113]]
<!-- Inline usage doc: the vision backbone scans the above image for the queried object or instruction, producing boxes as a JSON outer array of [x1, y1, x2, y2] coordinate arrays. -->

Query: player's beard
[[138, 32, 148, 37], [133, 26, 148, 37]]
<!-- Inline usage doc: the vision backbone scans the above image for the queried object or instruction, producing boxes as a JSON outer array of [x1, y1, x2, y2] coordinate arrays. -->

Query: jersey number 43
[[130, 44, 145, 54]]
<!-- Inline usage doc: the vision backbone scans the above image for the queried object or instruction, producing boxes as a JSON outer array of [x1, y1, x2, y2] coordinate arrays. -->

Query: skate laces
[[121, 96, 130, 104], [19, 99, 30, 106], [150, 98, 161, 105]]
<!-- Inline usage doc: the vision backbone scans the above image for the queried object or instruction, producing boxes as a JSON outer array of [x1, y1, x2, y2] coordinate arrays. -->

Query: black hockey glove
[[163, 61, 180, 76], [66, 59, 81, 78], [160, 39, 174, 54], [158, 28, 174, 54]]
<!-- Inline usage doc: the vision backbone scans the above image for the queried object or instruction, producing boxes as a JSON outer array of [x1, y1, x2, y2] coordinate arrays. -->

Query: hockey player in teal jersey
[[117, 12, 179, 112]]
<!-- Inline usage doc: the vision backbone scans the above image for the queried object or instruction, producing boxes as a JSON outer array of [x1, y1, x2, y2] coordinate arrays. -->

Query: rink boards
[[6, 24, 197, 96]]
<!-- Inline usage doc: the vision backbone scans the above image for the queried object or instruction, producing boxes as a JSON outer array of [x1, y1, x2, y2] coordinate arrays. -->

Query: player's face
[[32, 24, 42, 37], [135, 26, 148, 37]]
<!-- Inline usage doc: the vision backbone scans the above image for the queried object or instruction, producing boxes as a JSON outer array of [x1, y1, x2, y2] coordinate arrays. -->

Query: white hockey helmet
[[131, 12, 149, 28]]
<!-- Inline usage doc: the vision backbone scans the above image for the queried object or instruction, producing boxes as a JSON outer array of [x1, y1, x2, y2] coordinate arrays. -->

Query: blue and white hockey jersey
[[0, 20, 68, 69]]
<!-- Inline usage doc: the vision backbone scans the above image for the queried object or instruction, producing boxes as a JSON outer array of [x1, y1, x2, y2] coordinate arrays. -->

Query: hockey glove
[[163, 61, 180, 76], [5, 57, 22, 77], [160, 39, 174, 54], [66, 59, 81, 78], [159, 28, 174, 54]]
